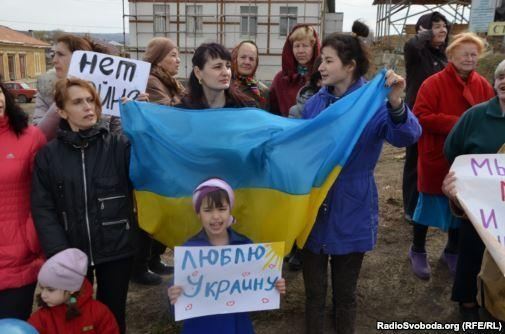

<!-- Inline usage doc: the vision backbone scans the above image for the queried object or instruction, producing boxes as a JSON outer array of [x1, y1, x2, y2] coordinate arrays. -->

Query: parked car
[[4, 81, 38, 103]]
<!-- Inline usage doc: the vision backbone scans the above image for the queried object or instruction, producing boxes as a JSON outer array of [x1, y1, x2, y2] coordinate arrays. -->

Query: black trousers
[[87, 257, 133, 334], [302, 249, 364, 334], [0, 283, 36, 320], [133, 229, 167, 273], [402, 144, 419, 219], [452, 219, 485, 303]]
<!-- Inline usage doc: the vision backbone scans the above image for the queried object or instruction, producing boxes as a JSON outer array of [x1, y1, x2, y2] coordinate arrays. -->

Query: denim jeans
[[302, 249, 364, 334]]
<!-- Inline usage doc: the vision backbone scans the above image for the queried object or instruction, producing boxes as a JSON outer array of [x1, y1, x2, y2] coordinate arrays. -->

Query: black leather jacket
[[31, 120, 137, 265]]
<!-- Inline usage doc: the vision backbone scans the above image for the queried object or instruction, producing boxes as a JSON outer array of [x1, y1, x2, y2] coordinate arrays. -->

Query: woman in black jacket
[[31, 78, 136, 333]]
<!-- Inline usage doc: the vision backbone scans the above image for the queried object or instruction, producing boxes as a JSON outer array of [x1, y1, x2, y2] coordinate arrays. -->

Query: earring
[[198, 78, 203, 85], [69, 296, 77, 304]]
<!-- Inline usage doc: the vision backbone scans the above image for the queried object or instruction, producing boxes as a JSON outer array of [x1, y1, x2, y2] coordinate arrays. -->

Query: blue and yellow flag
[[121, 71, 389, 253]]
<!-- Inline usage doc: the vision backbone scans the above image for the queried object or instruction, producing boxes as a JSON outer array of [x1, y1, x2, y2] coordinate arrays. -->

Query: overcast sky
[[0, 0, 454, 35]]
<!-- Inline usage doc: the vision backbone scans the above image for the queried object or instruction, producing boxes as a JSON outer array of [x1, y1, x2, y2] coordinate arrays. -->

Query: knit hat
[[143, 37, 177, 66], [38, 248, 88, 292], [192, 178, 235, 226]]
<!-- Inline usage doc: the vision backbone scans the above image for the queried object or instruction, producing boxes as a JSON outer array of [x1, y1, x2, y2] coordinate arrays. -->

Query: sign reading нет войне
[[174, 242, 284, 321], [68, 51, 150, 117]]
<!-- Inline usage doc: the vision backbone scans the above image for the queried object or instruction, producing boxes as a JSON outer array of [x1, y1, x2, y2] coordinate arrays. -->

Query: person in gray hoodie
[[289, 56, 322, 119]]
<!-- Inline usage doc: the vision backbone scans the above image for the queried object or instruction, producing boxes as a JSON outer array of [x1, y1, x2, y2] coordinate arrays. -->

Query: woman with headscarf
[[231, 40, 269, 110], [143, 37, 185, 106], [269, 24, 320, 117], [410, 33, 495, 280]]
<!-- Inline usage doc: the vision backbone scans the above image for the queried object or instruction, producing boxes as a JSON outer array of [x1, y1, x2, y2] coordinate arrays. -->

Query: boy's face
[[198, 196, 231, 238], [40, 285, 70, 307]]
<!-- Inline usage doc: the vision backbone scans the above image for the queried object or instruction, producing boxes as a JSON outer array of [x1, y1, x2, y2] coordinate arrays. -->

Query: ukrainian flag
[[121, 70, 389, 253]]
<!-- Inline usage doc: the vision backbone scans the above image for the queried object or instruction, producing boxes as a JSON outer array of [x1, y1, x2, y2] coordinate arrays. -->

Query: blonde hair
[[446, 32, 486, 58], [289, 26, 316, 45]]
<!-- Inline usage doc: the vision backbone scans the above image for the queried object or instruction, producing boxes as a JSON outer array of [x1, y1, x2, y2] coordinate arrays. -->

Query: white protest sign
[[174, 242, 284, 321], [451, 154, 505, 275], [68, 51, 150, 116]]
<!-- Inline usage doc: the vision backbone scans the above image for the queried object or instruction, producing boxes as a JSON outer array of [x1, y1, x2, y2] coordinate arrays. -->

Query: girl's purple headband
[[192, 178, 235, 213]]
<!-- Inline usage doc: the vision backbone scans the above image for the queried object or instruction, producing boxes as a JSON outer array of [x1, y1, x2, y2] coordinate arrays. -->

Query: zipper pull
[[100, 201, 104, 210]]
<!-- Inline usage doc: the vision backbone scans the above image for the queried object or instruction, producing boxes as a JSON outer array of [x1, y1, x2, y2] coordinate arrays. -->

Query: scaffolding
[[374, 0, 471, 43], [122, 0, 331, 80]]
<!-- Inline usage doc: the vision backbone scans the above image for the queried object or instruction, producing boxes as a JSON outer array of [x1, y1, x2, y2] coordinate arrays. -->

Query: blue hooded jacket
[[302, 77, 421, 255]]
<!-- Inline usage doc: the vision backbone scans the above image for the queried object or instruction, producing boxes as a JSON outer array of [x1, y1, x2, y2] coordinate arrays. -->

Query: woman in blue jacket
[[301, 21, 421, 334]]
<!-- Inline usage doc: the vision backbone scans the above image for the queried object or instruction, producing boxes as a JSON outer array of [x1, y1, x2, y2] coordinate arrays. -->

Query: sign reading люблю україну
[[68, 51, 150, 117], [174, 242, 284, 320], [451, 154, 505, 275]]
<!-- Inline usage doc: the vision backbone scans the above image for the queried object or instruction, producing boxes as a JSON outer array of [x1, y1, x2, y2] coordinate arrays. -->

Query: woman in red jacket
[[269, 24, 320, 116], [0, 81, 46, 319], [410, 33, 495, 280]]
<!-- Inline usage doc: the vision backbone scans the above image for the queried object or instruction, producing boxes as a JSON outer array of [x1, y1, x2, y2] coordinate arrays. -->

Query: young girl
[[167, 178, 286, 334], [301, 21, 421, 334], [28, 248, 119, 334]]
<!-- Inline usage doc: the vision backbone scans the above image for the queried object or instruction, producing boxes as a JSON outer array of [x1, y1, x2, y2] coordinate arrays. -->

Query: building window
[[153, 4, 169, 35], [0, 54, 4, 81], [280, 7, 297, 36], [240, 6, 257, 37], [34, 53, 40, 74], [8, 54, 15, 80], [19, 54, 26, 78], [186, 5, 203, 34]]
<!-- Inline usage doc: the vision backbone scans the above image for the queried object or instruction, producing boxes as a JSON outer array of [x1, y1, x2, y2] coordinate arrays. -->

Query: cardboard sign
[[451, 154, 505, 275], [174, 242, 284, 321], [68, 51, 150, 116]]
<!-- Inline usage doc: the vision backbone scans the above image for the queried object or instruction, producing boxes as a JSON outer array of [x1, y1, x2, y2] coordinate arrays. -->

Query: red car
[[4, 81, 38, 103]]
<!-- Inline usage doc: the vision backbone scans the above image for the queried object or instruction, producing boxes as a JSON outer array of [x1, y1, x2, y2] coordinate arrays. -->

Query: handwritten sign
[[174, 242, 284, 321], [451, 154, 505, 275], [68, 51, 150, 116]]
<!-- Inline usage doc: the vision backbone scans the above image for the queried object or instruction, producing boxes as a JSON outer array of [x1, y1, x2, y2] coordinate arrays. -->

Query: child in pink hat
[[28, 249, 119, 334], [167, 178, 286, 334]]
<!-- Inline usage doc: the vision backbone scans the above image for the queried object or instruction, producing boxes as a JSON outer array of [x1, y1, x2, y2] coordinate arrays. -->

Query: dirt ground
[[123, 144, 462, 334]]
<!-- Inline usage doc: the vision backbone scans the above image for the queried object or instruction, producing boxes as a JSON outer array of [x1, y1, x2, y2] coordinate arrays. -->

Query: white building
[[126, 0, 341, 81]]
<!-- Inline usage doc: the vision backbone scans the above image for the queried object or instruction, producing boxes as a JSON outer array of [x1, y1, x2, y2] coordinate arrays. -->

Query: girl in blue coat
[[301, 21, 421, 334], [167, 178, 286, 334]]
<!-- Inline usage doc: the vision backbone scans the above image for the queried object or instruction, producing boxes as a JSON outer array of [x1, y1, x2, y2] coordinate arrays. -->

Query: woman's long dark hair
[[0, 81, 28, 136], [321, 21, 371, 81], [185, 43, 253, 108]]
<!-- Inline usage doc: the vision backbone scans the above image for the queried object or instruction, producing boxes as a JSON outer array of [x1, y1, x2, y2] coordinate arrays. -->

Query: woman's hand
[[385, 70, 406, 109], [442, 171, 458, 202], [135, 93, 149, 102], [167, 285, 183, 305], [275, 278, 286, 295], [121, 92, 149, 104]]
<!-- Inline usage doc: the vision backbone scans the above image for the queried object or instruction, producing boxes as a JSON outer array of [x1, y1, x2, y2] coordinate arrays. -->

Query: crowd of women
[[0, 14, 504, 334]]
